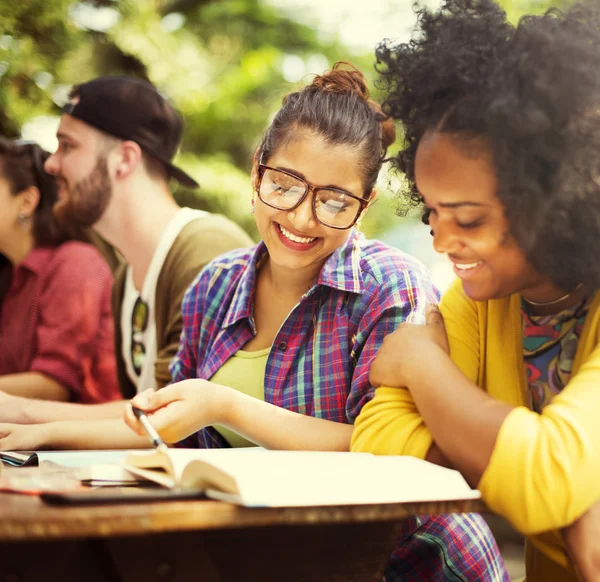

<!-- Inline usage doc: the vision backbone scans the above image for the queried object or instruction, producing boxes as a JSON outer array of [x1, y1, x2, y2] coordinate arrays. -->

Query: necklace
[[522, 282, 584, 307]]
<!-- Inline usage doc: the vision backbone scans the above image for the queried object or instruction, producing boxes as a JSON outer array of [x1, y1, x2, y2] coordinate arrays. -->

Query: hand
[[369, 304, 450, 388], [124, 380, 229, 444], [562, 500, 600, 581], [0, 423, 49, 451], [0, 391, 27, 424]]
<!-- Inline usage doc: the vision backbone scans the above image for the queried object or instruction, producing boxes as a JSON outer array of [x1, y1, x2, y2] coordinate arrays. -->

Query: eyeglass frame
[[256, 163, 371, 230]]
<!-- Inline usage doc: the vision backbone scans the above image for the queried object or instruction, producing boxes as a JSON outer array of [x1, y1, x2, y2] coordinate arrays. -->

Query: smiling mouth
[[453, 261, 482, 271], [277, 223, 317, 244]]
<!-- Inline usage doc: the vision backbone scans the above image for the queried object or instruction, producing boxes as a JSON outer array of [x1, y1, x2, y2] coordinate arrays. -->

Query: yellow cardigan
[[352, 279, 600, 581]]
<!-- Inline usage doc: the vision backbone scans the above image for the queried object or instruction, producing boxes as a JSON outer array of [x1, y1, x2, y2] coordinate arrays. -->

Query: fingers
[[130, 384, 183, 413], [130, 388, 154, 411], [0, 423, 15, 438], [0, 424, 16, 450], [123, 403, 144, 436], [425, 303, 444, 326]]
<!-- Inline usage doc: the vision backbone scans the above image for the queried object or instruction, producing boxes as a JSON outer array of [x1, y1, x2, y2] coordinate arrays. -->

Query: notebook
[[123, 448, 481, 508], [0, 450, 132, 468], [0, 450, 141, 487]]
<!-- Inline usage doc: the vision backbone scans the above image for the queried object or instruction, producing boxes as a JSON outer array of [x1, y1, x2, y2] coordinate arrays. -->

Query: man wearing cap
[[0, 77, 252, 445]]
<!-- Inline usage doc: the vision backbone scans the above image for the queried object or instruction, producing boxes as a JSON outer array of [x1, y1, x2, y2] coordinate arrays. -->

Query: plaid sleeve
[[384, 514, 509, 581], [346, 256, 439, 422], [169, 267, 234, 450], [169, 270, 205, 384]]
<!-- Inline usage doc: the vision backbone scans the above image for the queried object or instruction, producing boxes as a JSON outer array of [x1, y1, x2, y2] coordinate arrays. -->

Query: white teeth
[[454, 262, 481, 271], [278, 224, 316, 244]]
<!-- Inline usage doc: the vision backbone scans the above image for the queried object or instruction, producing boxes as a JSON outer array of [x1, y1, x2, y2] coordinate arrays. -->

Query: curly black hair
[[378, 0, 600, 290]]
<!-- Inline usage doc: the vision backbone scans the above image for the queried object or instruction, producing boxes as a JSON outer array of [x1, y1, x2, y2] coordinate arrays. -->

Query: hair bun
[[312, 62, 397, 150], [311, 61, 370, 100]]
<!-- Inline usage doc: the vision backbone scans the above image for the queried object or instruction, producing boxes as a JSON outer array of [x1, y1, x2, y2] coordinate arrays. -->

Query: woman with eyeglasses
[[124, 63, 508, 580], [351, 1, 600, 580], [0, 138, 119, 404]]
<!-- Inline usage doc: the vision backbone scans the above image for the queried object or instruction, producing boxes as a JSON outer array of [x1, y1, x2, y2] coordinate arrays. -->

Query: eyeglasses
[[257, 164, 369, 230], [131, 297, 149, 375]]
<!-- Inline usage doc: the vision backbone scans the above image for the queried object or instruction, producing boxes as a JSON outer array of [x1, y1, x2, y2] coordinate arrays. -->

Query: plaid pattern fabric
[[385, 514, 509, 581], [171, 230, 437, 447], [171, 231, 508, 579]]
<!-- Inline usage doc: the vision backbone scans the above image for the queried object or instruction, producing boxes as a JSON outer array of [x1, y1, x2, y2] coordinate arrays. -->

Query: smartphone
[[41, 488, 207, 506]]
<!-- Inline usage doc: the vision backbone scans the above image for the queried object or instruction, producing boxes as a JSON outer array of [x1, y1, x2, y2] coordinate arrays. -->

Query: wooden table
[[0, 492, 484, 582]]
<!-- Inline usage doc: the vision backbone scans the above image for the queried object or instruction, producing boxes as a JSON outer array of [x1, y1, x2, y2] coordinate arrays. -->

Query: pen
[[131, 405, 168, 451]]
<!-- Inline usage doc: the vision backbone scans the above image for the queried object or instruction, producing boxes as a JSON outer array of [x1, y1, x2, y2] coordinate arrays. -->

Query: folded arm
[[355, 299, 600, 535]]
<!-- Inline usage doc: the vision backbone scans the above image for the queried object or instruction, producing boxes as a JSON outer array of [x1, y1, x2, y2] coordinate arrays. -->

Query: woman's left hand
[[124, 380, 228, 444], [369, 304, 450, 388], [562, 500, 600, 581]]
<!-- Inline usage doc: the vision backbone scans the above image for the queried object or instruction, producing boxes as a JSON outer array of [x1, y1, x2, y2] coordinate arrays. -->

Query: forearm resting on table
[[38, 419, 151, 450], [0, 372, 70, 401], [221, 389, 353, 451], [4, 397, 127, 424]]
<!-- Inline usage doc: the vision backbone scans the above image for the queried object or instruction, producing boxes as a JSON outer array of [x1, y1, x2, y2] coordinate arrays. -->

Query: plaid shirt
[[171, 230, 437, 447], [171, 230, 508, 581], [387, 514, 509, 581]]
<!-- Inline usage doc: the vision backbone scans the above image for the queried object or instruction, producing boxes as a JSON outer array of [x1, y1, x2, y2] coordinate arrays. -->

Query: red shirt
[[0, 242, 120, 403]]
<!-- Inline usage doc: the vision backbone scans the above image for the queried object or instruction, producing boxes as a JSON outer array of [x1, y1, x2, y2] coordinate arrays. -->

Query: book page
[[76, 463, 140, 485], [124, 447, 270, 490], [141, 448, 263, 485], [214, 451, 480, 507], [126, 447, 480, 507], [124, 449, 479, 507], [36, 450, 135, 468]]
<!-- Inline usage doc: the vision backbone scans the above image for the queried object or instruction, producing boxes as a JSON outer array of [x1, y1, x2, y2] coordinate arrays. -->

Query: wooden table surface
[[0, 492, 486, 582], [0, 491, 485, 541]]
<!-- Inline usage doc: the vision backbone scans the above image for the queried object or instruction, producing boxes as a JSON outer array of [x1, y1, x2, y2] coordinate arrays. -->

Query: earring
[[18, 213, 31, 230], [250, 190, 257, 215]]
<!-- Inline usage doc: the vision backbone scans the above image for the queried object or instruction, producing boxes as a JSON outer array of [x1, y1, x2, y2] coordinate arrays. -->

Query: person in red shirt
[[0, 138, 119, 404]]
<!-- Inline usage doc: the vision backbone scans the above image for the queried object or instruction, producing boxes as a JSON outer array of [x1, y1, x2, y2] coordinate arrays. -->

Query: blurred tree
[[0, 0, 572, 241], [0, 0, 81, 136], [0, 0, 354, 239], [499, 0, 568, 22]]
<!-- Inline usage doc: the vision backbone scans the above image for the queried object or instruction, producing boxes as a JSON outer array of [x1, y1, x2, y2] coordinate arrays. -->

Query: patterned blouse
[[522, 296, 591, 412]]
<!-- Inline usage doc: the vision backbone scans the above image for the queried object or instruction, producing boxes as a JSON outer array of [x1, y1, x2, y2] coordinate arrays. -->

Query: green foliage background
[[0, 0, 566, 241]]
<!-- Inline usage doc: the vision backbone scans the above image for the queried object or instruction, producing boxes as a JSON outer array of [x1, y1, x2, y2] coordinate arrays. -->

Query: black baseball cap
[[62, 76, 199, 189]]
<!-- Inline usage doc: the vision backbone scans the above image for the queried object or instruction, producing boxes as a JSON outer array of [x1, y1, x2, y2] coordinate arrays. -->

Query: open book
[[124, 448, 480, 508]]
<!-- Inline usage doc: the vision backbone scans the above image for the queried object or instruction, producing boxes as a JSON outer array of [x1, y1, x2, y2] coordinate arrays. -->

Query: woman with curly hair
[[352, 1, 600, 580]]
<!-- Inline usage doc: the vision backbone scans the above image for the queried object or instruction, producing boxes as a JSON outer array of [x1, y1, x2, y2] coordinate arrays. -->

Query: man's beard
[[53, 156, 113, 228]]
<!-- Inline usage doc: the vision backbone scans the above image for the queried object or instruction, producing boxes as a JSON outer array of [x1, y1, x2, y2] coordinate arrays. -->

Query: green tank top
[[210, 347, 269, 448]]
